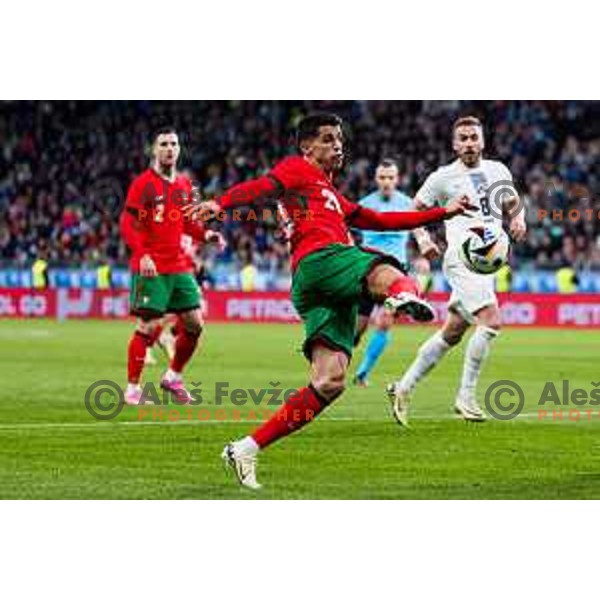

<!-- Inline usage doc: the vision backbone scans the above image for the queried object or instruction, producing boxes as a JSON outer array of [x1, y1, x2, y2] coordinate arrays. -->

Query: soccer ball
[[459, 226, 510, 275]]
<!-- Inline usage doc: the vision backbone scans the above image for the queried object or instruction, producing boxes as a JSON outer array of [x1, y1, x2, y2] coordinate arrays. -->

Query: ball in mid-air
[[459, 225, 510, 274]]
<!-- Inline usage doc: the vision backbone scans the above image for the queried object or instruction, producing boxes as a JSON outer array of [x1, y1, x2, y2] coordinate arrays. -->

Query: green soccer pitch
[[1, 320, 599, 499]]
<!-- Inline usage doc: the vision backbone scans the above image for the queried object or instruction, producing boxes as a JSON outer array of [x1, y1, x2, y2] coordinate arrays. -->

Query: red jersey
[[218, 155, 449, 271], [120, 168, 205, 274], [268, 157, 363, 269]]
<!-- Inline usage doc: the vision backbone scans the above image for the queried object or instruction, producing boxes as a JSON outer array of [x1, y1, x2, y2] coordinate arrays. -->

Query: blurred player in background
[[387, 116, 527, 424], [353, 159, 414, 387], [213, 113, 472, 489], [119, 127, 220, 405]]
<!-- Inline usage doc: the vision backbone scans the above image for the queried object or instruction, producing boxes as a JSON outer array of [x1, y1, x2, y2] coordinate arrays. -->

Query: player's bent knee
[[184, 321, 203, 337], [137, 317, 161, 336], [312, 374, 345, 402], [441, 329, 464, 346]]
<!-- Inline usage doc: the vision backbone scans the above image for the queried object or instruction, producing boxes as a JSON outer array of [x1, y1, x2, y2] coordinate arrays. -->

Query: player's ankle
[[234, 436, 260, 455], [164, 368, 182, 382]]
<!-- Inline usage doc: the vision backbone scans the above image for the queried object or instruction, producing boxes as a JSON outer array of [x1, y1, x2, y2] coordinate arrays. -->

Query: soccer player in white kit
[[387, 116, 527, 423]]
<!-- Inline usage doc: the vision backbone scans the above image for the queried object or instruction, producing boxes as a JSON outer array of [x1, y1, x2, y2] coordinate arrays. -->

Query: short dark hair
[[378, 158, 398, 170], [452, 116, 482, 133], [150, 125, 178, 144], [296, 112, 343, 148]]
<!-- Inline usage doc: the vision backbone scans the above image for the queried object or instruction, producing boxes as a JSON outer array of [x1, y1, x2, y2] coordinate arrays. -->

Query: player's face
[[375, 165, 399, 198], [303, 125, 344, 172], [453, 125, 484, 168], [153, 133, 180, 168]]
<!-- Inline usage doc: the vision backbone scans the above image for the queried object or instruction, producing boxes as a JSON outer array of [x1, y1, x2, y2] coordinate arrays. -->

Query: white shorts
[[443, 247, 498, 324]]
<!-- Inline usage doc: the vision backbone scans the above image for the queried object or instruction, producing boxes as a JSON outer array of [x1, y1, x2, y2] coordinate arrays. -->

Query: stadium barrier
[[1, 288, 600, 327]]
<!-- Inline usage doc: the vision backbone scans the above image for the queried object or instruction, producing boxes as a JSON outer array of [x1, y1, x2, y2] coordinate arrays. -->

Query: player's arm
[[412, 173, 443, 259], [346, 196, 471, 231], [505, 194, 526, 241], [498, 166, 527, 242], [215, 158, 306, 211], [120, 179, 156, 277], [182, 199, 227, 251], [217, 176, 282, 210], [412, 201, 442, 260]]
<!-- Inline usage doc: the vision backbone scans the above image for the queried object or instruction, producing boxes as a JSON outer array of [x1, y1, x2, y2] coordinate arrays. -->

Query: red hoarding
[[1, 289, 600, 327]]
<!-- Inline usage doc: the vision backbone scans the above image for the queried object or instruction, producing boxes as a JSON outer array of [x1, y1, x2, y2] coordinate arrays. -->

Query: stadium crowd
[[0, 101, 599, 277]]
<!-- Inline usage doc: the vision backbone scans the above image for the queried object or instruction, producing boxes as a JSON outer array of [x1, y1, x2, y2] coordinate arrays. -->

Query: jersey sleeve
[[494, 162, 518, 207], [415, 171, 442, 208], [268, 157, 308, 191], [125, 176, 157, 212], [338, 194, 362, 220], [497, 161, 513, 182]]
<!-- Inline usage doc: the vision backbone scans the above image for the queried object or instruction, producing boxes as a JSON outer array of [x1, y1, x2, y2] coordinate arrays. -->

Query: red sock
[[388, 274, 419, 297], [251, 385, 327, 449], [170, 330, 200, 373], [127, 331, 152, 383], [148, 324, 163, 346]]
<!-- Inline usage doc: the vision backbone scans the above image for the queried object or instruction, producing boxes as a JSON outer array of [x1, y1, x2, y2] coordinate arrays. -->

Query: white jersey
[[416, 158, 515, 251]]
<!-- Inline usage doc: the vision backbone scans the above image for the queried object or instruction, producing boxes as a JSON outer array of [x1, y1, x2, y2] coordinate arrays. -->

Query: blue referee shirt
[[359, 190, 412, 265]]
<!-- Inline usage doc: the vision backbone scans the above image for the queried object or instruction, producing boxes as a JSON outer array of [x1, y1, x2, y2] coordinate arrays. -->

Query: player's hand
[[420, 240, 441, 260], [445, 195, 477, 218], [183, 199, 221, 221], [205, 230, 227, 253], [509, 218, 527, 242], [140, 254, 157, 278]]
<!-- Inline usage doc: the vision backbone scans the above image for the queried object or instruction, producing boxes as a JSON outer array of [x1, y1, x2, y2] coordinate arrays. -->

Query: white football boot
[[385, 382, 411, 427], [221, 443, 262, 490], [384, 292, 435, 322], [454, 389, 486, 421]]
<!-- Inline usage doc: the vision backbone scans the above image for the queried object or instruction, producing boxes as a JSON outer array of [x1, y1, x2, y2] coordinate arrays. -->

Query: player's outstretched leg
[[454, 305, 500, 421], [354, 307, 393, 387], [160, 308, 203, 405], [126, 317, 161, 405], [386, 311, 468, 425], [222, 344, 347, 490]]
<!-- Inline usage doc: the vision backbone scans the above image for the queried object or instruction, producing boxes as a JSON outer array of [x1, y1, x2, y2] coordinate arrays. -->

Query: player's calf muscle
[[441, 315, 469, 345], [310, 347, 347, 400]]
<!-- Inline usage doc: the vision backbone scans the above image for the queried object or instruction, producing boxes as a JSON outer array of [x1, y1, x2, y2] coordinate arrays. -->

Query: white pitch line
[[0, 412, 595, 430]]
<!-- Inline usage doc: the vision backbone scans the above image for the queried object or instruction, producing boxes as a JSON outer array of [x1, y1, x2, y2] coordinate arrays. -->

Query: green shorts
[[130, 273, 201, 317], [291, 244, 401, 360]]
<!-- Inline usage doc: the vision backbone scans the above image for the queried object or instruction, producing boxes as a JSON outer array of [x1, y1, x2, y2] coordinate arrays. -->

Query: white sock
[[459, 326, 499, 395], [398, 331, 451, 393], [164, 368, 181, 382], [127, 383, 141, 394], [234, 436, 259, 455]]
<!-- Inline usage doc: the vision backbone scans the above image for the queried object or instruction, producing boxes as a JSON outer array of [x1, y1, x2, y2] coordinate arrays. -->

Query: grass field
[[1, 319, 599, 499]]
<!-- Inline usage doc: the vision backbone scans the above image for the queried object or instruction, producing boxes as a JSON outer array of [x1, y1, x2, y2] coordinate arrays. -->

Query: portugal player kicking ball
[[215, 113, 472, 489], [120, 127, 220, 405]]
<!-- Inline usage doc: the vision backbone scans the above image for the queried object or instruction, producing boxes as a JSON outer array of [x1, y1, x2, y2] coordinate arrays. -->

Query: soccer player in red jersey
[[215, 113, 472, 489], [120, 127, 220, 405]]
